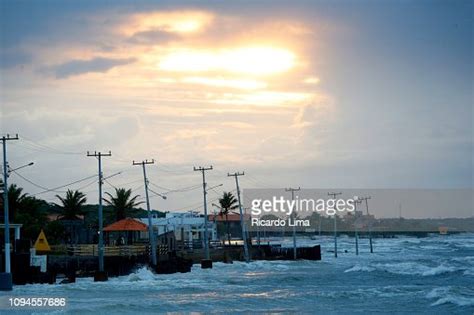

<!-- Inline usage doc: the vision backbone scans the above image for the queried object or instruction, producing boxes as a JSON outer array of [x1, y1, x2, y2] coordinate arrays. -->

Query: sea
[[3, 233, 474, 314]]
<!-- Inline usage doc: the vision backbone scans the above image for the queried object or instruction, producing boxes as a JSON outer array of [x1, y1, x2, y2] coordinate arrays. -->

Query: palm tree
[[55, 190, 87, 244], [104, 188, 142, 221], [56, 190, 87, 220], [0, 183, 28, 222], [219, 192, 238, 245]]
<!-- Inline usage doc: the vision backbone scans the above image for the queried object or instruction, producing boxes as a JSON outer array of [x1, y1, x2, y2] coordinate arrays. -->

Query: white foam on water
[[427, 287, 474, 307], [344, 264, 376, 273], [372, 261, 460, 276], [126, 266, 157, 282], [421, 264, 458, 276], [431, 296, 474, 307]]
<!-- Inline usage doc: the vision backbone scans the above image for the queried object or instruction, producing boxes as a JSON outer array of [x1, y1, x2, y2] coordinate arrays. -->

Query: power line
[[19, 134, 82, 155], [31, 174, 98, 196], [150, 182, 201, 194], [11, 170, 50, 191]]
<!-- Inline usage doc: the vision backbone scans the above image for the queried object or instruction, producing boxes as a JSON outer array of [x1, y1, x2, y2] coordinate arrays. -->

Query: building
[[208, 213, 250, 242], [139, 211, 217, 249]]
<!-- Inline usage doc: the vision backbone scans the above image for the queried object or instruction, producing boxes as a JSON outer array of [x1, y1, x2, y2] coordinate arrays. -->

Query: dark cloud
[[50, 57, 136, 79]]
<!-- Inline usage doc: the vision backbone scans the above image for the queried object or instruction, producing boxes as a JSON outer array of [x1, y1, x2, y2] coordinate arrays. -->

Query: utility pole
[[133, 159, 157, 266], [87, 151, 111, 281], [353, 199, 362, 255], [286, 187, 300, 260], [228, 172, 249, 262], [194, 166, 213, 265], [328, 192, 342, 258], [1, 134, 18, 291], [318, 213, 322, 236], [360, 196, 373, 253]]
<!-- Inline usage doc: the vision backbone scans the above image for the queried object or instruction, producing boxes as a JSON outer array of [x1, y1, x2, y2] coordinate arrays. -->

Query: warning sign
[[34, 229, 51, 252]]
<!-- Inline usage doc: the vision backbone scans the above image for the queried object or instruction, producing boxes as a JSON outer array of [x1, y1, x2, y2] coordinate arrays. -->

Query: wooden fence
[[65, 244, 148, 257]]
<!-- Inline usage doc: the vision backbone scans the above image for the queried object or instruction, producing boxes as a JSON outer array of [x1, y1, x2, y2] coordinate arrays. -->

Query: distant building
[[208, 213, 250, 241], [139, 211, 217, 249]]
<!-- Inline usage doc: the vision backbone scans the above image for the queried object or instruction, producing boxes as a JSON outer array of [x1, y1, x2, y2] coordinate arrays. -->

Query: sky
[[0, 0, 472, 218]]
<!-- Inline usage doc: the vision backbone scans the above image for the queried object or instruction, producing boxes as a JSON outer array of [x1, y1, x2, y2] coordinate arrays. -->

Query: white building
[[139, 212, 217, 249]]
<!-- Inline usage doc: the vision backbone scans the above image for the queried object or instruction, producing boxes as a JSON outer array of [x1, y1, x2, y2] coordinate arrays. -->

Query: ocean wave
[[421, 264, 458, 276], [126, 267, 156, 282], [344, 264, 376, 273], [451, 256, 474, 264], [427, 287, 474, 307], [344, 261, 461, 276]]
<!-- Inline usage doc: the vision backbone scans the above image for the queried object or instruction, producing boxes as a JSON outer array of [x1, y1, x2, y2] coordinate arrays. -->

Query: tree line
[[0, 179, 158, 245]]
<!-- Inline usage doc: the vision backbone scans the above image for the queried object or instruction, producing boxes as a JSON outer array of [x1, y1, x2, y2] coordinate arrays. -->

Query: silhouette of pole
[[87, 151, 111, 272], [194, 166, 213, 260], [328, 192, 342, 258], [286, 187, 300, 260], [1, 134, 18, 291], [228, 172, 250, 262], [133, 159, 157, 266], [353, 199, 362, 255], [360, 196, 373, 253]]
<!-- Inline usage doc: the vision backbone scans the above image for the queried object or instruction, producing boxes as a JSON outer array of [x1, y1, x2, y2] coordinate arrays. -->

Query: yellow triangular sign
[[34, 229, 51, 252]]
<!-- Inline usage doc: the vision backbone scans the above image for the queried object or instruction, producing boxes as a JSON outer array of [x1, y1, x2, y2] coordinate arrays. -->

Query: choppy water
[[4, 234, 474, 314]]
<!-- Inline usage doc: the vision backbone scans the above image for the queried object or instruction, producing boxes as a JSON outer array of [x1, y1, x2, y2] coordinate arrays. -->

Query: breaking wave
[[344, 261, 461, 276], [427, 287, 474, 307]]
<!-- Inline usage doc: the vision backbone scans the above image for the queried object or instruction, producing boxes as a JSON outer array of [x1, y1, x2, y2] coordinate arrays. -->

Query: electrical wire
[[30, 174, 98, 196]]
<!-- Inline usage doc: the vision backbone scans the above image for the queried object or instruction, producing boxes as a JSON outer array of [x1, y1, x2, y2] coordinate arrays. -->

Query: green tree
[[15, 196, 48, 242], [0, 183, 28, 222], [218, 192, 238, 245], [55, 189, 88, 244], [104, 188, 142, 221], [56, 190, 87, 220]]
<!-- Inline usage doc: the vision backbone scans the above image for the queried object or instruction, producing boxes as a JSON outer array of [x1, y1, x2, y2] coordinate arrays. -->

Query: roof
[[208, 213, 250, 222], [104, 218, 148, 232]]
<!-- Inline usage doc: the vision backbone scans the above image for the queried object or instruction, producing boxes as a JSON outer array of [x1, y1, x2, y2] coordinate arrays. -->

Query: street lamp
[[7, 162, 34, 175]]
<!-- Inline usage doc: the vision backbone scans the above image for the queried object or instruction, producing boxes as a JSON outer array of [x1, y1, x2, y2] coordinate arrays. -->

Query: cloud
[[0, 50, 32, 69], [49, 57, 136, 79], [127, 30, 181, 44], [120, 11, 214, 36]]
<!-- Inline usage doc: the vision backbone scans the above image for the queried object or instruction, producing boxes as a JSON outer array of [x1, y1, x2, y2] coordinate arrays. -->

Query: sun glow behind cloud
[[158, 47, 296, 76], [182, 77, 267, 90], [121, 11, 214, 35]]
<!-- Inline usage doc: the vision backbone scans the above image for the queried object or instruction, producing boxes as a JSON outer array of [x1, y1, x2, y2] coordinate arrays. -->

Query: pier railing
[[65, 244, 148, 257], [177, 240, 223, 251]]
